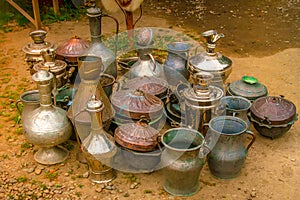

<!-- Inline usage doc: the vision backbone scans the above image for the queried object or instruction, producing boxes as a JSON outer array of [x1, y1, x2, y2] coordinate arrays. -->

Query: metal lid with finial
[[86, 95, 104, 113]]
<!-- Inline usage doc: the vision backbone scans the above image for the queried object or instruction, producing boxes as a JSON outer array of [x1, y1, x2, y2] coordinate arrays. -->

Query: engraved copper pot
[[114, 120, 160, 152], [249, 96, 298, 139], [111, 89, 164, 120]]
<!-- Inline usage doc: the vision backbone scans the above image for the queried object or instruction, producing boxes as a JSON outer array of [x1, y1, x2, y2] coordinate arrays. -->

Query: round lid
[[228, 76, 268, 101], [122, 76, 168, 96], [32, 70, 54, 83], [33, 60, 67, 74], [136, 28, 153, 47], [86, 95, 104, 113], [250, 96, 297, 125], [111, 89, 164, 120], [56, 36, 89, 59], [22, 30, 57, 55], [114, 120, 159, 152]]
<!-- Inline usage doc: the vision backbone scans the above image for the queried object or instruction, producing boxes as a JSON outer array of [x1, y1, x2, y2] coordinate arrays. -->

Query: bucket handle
[[245, 130, 256, 150], [16, 99, 22, 114]]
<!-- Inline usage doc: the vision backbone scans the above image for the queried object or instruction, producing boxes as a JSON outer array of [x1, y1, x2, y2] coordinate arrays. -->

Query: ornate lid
[[183, 72, 223, 105], [250, 96, 297, 125], [56, 36, 89, 60], [122, 76, 168, 96], [22, 30, 57, 56], [32, 70, 54, 83], [228, 76, 268, 101], [111, 89, 164, 120], [114, 120, 159, 152], [86, 95, 104, 113], [33, 50, 67, 74]]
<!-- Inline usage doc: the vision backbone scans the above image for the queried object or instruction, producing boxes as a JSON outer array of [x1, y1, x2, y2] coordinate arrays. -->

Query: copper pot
[[56, 36, 89, 64], [249, 96, 297, 138], [111, 89, 164, 120], [114, 120, 160, 152], [122, 76, 168, 100]]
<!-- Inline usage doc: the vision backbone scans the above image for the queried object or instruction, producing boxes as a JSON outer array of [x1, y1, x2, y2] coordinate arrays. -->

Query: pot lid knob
[[193, 72, 214, 96], [242, 75, 258, 84], [86, 95, 104, 112]]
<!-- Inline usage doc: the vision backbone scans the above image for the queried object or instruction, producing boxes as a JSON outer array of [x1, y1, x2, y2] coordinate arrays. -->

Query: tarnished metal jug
[[207, 116, 255, 179], [16, 90, 40, 123], [183, 72, 223, 135], [220, 96, 252, 129], [85, 5, 119, 78], [164, 42, 191, 86], [23, 70, 73, 165], [79, 96, 117, 183], [161, 127, 205, 196]]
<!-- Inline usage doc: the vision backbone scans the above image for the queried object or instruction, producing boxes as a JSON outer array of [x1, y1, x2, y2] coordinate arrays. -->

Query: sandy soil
[[0, 1, 299, 200]]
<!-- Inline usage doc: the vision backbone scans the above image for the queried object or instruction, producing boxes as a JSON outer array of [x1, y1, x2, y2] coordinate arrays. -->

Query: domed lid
[[111, 89, 164, 120], [122, 76, 168, 96], [86, 95, 104, 113], [56, 36, 89, 59], [114, 119, 159, 152], [250, 96, 297, 125], [183, 72, 223, 105], [22, 30, 57, 55], [228, 76, 268, 101], [136, 28, 153, 47]]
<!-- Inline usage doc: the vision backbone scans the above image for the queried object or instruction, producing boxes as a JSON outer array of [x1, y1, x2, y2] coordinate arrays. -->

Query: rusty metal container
[[22, 30, 57, 74], [227, 76, 268, 101], [114, 120, 160, 152], [249, 96, 298, 139]]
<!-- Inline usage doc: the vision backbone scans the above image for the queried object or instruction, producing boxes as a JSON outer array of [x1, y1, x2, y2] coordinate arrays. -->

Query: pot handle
[[199, 142, 211, 160], [148, 53, 156, 72], [245, 130, 256, 150], [16, 99, 22, 114]]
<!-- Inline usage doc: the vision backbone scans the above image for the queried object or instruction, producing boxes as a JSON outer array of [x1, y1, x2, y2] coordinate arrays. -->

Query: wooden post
[[6, 0, 35, 25], [32, 0, 41, 29], [52, 0, 59, 15]]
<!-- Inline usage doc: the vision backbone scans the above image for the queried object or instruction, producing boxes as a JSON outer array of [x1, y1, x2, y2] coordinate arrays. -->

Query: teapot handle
[[16, 99, 22, 114], [245, 130, 256, 150], [148, 53, 156, 72]]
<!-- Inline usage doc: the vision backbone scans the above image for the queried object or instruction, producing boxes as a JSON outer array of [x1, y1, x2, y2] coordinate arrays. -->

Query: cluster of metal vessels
[[17, 5, 298, 197]]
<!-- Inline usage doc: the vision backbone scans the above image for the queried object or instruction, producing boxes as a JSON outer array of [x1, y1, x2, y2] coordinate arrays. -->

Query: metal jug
[[23, 70, 73, 165], [16, 90, 40, 122], [207, 116, 256, 179]]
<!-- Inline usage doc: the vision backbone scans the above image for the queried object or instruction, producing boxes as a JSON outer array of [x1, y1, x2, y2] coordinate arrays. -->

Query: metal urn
[[189, 30, 232, 91], [80, 95, 117, 183], [22, 30, 57, 74], [183, 72, 224, 135], [23, 70, 73, 165]]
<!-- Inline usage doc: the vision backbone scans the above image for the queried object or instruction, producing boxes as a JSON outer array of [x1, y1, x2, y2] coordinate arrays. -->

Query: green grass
[[0, 0, 86, 31]]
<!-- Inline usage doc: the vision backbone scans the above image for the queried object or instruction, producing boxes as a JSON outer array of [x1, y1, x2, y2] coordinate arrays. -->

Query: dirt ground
[[0, 0, 299, 199]]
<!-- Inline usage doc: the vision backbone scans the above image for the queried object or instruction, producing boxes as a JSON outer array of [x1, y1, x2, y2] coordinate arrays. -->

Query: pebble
[[291, 158, 296, 162], [130, 182, 139, 189], [24, 167, 35, 173], [82, 171, 89, 178], [251, 191, 256, 197], [35, 168, 43, 175], [95, 187, 102, 193]]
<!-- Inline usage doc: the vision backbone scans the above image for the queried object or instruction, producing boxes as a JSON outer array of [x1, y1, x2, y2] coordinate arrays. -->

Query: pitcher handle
[[199, 142, 211, 160], [245, 130, 256, 150], [16, 99, 22, 114], [148, 53, 156, 72], [194, 46, 202, 55]]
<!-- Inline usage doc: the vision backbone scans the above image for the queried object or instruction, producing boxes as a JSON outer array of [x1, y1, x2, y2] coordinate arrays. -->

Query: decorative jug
[[23, 70, 73, 165], [207, 116, 255, 179], [164, 42, 191, 86], [79, 95, 117, 183]]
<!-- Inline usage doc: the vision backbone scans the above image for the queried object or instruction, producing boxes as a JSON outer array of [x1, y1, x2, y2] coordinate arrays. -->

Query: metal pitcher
[[16, 90, 40, 122], [220, 96, 252, 129], [164, 42, 191, 86], [207, 116, 256, 179], [161, 127, 205, 196]]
